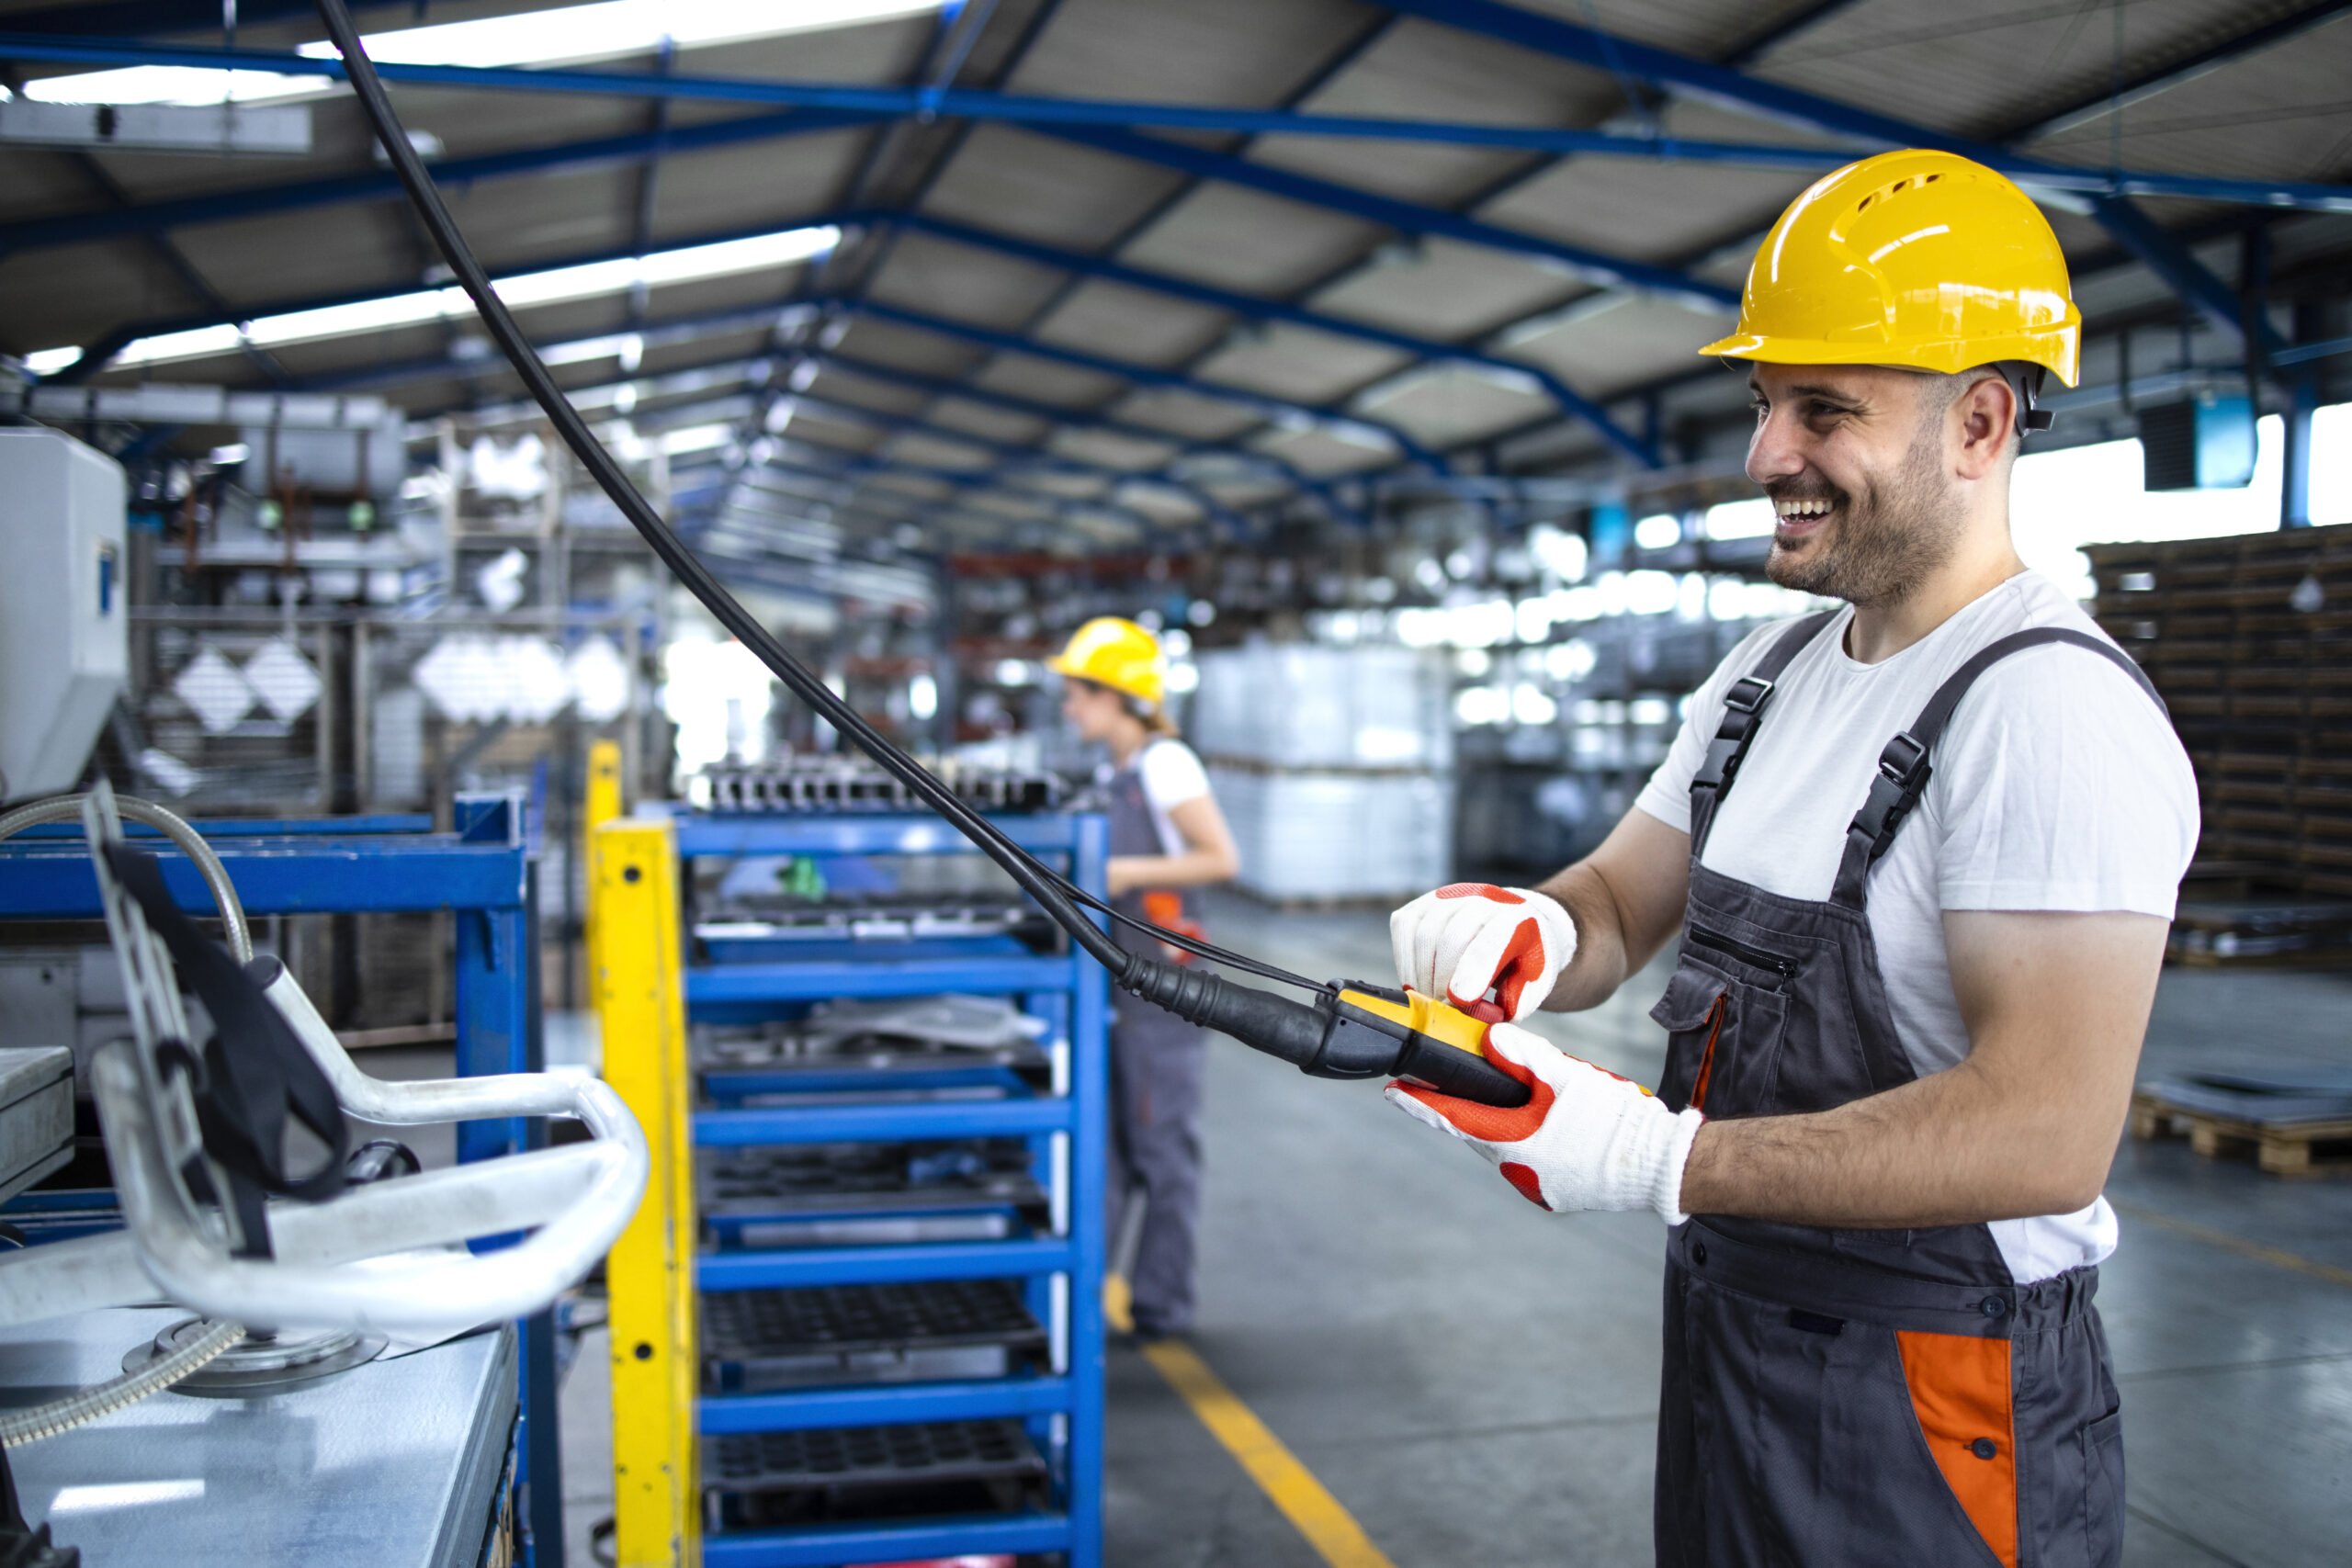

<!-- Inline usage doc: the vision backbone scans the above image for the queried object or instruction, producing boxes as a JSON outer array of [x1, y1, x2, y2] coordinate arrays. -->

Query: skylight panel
[[23, 0, 944, 107], [100, 224, 836, 370]]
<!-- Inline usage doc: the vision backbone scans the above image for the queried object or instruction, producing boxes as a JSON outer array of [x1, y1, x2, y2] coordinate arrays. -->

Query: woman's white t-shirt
[[1103, 739, 1212, 855], [1633, 571, 2199, 1283]]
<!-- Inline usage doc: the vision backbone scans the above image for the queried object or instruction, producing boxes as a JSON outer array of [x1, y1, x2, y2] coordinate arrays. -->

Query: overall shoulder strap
[[1829, 627, 2165, 907], [1689, 610, 1840, 857]]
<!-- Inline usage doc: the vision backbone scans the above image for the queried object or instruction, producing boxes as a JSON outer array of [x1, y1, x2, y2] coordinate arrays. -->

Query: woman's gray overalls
[[1649, 611, 2162, 1568], [1102, 757, 1208, 1336]]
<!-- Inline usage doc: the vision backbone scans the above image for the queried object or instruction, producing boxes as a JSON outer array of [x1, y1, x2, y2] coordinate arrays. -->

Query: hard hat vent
[[1856, 170, 1942, 214]]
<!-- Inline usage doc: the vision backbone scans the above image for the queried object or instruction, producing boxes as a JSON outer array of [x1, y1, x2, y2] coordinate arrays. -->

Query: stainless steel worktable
[[0, 1307, 515, 1567]]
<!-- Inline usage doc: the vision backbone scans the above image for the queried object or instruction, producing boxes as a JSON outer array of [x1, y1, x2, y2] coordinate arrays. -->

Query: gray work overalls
[[1650, 612, 2161, 1568], [1102, 756, 1208, 1336]]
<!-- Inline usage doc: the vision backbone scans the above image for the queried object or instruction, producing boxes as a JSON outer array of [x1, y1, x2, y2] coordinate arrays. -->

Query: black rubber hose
[[1117, 956, 1331, 1067], [311, 0, 1133, 976]]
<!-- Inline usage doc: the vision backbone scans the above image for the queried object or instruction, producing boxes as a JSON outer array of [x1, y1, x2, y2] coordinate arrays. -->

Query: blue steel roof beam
[[1373, 0, 2286, 352], [0, 106, 879, 256], [773, 386, 1250, 535], [4, 0, 316, 34], [272, 304, 1294, 524], [865, 14, 1395, 502], [2009, 1, 2352, 141], [738, 401, 1222, 537], [1718, 0, 1873, 67], [706, 449, 1172, 549], [839, 297, 1451, 473], [745, 1, 1022, 479], [442, 346, 1235, 525], [752, 438, 1189, 547], [888, 210, 1658, 468], [1029, 125, 1738, 310], [807, 347, 1346, 503], [4, 37, 2344, 236], [624, 36, 677, 326], [632, 337, 1357, 525]]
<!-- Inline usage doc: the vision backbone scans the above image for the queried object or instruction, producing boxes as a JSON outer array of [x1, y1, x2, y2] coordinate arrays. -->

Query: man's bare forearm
[[1529, 808, 1693, 1013], [1533, 862, 1636, 1011], [1677, 1056, 2123, 1226], [1675, 912, 2165, 1227]]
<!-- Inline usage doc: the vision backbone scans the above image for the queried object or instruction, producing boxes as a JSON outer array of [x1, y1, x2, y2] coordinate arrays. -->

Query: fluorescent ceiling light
[[662, 423, 736, 456], [101, 225, 836, 370], [23, 345, 85, 376], [23, 0, 944, 107]]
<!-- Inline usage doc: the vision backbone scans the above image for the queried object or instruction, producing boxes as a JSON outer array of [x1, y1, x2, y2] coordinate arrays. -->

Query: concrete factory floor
[[553, 894, 2352, 1567]]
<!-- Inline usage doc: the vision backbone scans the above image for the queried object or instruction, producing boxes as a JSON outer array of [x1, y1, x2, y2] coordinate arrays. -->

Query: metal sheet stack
[[1191, 645, 1453, 902]]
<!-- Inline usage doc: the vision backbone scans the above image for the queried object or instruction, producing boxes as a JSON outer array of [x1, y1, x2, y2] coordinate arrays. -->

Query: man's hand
[[1389, 885, 1577, 1021], [1385, 1021, 1702, 1224]]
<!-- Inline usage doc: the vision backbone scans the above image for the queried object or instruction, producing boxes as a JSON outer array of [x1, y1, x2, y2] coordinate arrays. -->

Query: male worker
[[1386, 149, 2196, 1567]]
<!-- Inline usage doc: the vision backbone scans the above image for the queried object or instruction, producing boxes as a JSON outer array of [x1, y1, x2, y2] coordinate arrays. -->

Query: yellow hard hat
[[1049, 616, 1165, 705], [1700, 149, 2080, 388]]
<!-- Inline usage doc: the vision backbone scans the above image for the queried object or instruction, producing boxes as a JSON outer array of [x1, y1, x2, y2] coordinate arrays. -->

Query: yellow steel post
[[592, 816, 699, 1567], [582, 739, 625, 1001], [585, 739, 625, 833]]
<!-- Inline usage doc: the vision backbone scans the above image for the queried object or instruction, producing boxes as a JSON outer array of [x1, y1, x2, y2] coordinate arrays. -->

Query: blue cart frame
[[0, 796, 565, 1568], [670, 808, 1109, 1568]]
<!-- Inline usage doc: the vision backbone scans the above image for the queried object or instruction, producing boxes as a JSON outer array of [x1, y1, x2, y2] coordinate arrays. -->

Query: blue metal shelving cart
[[0, 796, 567, 1568], [627, 807, 1108, 1568]]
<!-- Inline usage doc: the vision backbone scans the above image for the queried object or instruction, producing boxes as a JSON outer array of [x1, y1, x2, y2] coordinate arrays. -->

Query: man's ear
[[1951, 372, 2017, 480]]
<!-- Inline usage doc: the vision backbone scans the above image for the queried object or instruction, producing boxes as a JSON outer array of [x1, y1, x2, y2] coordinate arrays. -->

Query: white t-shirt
[[1102, 738, 1211, 855], [1634, 571, 2199, 1283]]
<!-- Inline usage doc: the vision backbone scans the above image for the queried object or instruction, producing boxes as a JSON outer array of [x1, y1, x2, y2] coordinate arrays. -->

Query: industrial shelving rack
[[0, 797, 567, 1567], [597, 806, 1108, 1568]]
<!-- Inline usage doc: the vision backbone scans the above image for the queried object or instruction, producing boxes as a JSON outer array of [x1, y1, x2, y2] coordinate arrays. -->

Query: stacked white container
[[1191, 645, 1454, 902]]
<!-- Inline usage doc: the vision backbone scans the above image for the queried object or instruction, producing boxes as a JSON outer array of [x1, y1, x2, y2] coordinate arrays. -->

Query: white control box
[[0, 427, 128, 799]]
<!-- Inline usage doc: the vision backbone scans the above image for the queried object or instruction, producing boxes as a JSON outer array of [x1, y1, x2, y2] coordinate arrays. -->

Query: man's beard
[[1764, 421, 1963, 607]]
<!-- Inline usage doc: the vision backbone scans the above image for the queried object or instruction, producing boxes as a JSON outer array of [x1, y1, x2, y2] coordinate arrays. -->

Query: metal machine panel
[[1, 1308, 517, 1568], [0, 427, 126, 799]]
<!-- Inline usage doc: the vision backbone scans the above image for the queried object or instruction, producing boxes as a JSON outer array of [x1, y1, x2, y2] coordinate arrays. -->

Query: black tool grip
[[1392, 1033, 1532, 1110], [1118, 959, 1532, 1109]]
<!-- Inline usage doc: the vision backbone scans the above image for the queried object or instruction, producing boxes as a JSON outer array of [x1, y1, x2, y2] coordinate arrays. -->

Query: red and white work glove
[[1385, 1021, 1702, 1224], [1389, 884, 1577, 1021]]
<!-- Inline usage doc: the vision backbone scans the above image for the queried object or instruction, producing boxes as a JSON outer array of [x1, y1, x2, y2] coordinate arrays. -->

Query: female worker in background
[[1053, 616, 1240, 1341]]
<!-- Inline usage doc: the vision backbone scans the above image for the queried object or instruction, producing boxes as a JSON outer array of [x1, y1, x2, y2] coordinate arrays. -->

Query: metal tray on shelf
[[697, 1142, 1047, 1250], [704, 1419, 1049, 1532], [693, 996, 1057, 1087], [701, 1278, 1047, 1393]]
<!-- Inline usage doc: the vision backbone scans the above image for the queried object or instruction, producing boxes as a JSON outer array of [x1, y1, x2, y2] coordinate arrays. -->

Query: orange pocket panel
[[1687, 998, 1726, 1111], [1894, 1329, 2018, 1568]]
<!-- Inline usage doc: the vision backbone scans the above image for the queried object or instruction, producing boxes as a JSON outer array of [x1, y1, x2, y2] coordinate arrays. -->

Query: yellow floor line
[[2112, 1200, 2352, 1290], [1141, 1338, 1398, 1568]]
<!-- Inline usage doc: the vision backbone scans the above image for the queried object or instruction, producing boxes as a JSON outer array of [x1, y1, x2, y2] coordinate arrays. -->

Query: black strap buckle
[[1877, 731, 1929, 789], [1848, 731, 1934, 863], [1724, 674, 1774, 716]]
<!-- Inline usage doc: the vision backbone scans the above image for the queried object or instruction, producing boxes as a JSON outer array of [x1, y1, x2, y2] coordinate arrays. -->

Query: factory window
[[2011, 409, 2352, 600]]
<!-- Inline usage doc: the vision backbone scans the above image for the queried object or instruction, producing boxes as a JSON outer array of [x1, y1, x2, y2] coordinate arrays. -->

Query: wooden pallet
[[2130, 1089, 2352, 1179]]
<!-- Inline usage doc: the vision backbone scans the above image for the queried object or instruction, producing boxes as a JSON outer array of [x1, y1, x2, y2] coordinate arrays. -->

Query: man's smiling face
[[1743, 362, 1975, 609]]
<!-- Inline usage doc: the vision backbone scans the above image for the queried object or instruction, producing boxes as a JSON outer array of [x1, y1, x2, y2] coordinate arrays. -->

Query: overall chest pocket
[[1649, 928, 1798, 1117]]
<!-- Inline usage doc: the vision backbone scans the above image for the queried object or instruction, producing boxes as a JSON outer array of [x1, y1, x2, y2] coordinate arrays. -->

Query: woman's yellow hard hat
[[1049, 617, 1165, 705], [1701, 149, 2081, 387]]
